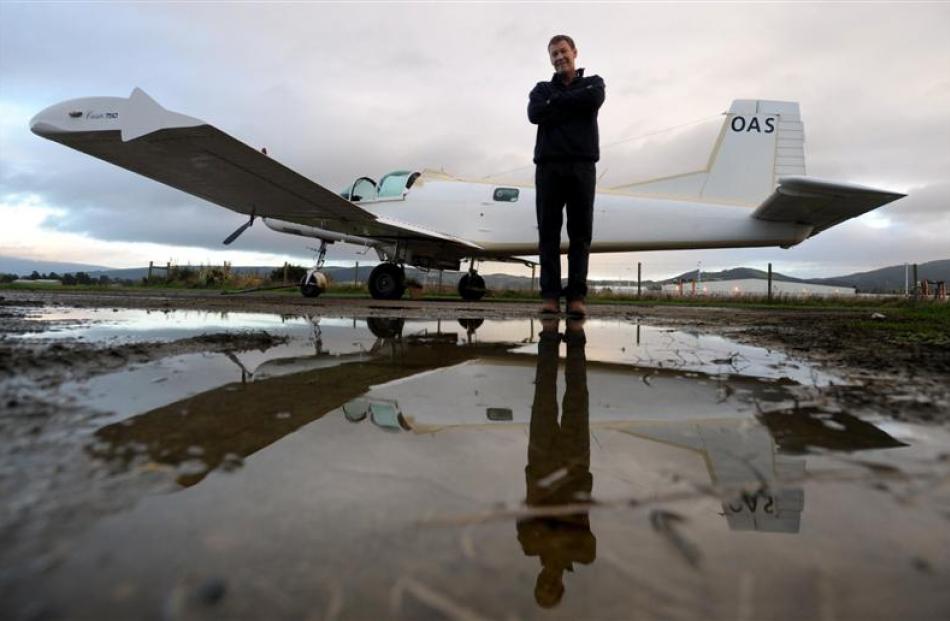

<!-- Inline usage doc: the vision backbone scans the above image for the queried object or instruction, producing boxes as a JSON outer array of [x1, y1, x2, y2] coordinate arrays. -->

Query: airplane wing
[[752, 176, 905, 236], [30, 88, 481, 259]]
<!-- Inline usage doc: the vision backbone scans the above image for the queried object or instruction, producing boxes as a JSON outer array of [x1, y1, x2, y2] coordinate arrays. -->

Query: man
[[517, 317, 595, 608], [528, 35, 605, 317]]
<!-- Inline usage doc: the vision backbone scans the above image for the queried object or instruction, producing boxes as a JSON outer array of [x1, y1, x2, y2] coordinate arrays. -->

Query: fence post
[[354, 261, 359, 287], [637, 262, 642, 298], [147, 261, 153, 284], [768, 263, 773, 302], [912, 263, 919, 299]]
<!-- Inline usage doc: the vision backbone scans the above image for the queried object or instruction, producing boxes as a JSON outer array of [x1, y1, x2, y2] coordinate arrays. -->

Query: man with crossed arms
[[528, 34, 606, 317]]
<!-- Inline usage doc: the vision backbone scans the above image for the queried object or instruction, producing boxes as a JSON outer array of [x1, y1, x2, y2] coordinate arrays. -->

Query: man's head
[[547, 35, 577, 76]]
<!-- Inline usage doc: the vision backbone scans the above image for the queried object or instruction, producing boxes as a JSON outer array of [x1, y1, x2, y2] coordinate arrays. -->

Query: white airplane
[[30, 88, 906, 300]]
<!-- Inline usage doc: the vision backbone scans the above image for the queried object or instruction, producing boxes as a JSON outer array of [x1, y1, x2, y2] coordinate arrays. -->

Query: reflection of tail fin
[[614, 100, 805, 206]]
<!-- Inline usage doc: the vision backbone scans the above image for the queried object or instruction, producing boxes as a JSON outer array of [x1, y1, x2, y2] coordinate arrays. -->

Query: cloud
[[2, 3, 948, 276]]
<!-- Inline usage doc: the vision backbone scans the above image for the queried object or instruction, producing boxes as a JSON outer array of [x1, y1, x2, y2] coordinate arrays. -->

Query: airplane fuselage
[[269, 176, 813, 259]]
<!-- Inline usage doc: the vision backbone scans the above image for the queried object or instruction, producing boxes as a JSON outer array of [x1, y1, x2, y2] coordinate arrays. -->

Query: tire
[[299, 271, 327, 298], [368, 263, 406, 300], [300, 283, 322, 298], [457, 273, 486, 301], [457, 318, 484, 332], [367, 317, 405, 339]]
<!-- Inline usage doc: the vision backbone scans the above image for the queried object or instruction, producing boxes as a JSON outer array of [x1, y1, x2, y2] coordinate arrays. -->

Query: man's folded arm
[[550, 77, 605, 112], [528, 84, 558, 124]]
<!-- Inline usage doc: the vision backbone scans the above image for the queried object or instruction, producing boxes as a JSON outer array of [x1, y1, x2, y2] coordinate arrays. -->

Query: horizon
[[3, 253, 946, 283]]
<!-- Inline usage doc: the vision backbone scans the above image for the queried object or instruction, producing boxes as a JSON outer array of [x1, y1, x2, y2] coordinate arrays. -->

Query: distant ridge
[[0, 257, 111, 275], [663, 267, 809, 285], [2, 254, 947, 293], [808, 259, 950, 292], [649, 260, 949, 292]]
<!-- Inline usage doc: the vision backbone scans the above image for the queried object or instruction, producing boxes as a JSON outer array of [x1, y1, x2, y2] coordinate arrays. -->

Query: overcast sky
[[1, 2, 948, 279]]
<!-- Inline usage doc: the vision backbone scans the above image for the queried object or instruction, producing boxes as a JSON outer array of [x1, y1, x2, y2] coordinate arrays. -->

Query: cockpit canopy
[[340, 170, 421, 202]]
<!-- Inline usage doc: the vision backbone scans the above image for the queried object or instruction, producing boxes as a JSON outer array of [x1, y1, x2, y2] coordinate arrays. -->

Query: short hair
[[548, 34, 576, 51]]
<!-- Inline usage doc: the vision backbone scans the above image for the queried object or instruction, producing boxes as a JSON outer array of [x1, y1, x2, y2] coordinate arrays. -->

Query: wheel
[[457, 318, 484, 332], [366, 317, 405, 339], [458, 273, 486, 301], [299, 271, 327, 298], [368, 263, 406, 300]]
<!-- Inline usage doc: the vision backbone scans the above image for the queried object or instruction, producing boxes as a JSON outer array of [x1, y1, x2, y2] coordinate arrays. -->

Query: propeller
[[223, 210, 255, 245]]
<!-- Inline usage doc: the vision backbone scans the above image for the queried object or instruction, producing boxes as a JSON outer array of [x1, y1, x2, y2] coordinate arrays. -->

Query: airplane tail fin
[[614, 100, 805, 206]]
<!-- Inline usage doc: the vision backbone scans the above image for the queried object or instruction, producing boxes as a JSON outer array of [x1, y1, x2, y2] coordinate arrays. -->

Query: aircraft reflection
[[88, 321, 517, 485], [87, 315, 907, 544], [518, 318, 595, 608]]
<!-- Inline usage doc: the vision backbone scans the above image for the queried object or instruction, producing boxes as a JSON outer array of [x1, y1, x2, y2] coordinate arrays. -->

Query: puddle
[[13, 306, 330, 344], [3, 309, 948, 620]]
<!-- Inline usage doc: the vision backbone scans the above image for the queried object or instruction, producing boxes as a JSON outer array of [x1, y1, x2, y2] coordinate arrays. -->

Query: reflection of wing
[[35, 89, 481, 257], [752, 176, 905, 236]]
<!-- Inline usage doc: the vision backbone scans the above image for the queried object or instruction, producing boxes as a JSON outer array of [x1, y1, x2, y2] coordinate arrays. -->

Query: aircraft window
[[493, 188, 519, 202], [378, 170, 418, 198], [348, 177, 377, 202]]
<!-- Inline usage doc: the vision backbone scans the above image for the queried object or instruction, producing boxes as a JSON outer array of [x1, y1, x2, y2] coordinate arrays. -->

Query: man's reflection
[[517, 317, 595, 608]]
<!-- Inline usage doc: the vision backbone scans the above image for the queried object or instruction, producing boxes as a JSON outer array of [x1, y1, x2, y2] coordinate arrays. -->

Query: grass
[[848, 303, 950, 344], [4, 281, 948, 313], [5, 281, 947, 343]]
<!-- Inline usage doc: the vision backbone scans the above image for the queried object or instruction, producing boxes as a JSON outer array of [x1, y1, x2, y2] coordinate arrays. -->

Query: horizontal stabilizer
[[752, 176, 905, 237]]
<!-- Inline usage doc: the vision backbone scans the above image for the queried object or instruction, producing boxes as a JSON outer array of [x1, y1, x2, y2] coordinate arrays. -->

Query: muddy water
[[2, 309, 949, 620]]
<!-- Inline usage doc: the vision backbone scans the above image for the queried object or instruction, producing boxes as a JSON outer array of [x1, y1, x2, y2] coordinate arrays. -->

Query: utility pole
[[913, 263, 919, 299]]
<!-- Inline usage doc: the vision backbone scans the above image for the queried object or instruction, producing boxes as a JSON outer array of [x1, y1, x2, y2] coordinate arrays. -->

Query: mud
[[1, 289, 949, 620]]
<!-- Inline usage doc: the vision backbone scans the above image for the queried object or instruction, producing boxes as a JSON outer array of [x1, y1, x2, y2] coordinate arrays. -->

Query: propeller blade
[[222, 212, 256, 245]]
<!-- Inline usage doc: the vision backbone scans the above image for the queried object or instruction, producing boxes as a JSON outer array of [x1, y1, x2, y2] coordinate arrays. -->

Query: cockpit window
[[378, 170, 420, 198], [343, 177, 377, 202], [493, 188, 519, 202], [341, 171, 420, 202]]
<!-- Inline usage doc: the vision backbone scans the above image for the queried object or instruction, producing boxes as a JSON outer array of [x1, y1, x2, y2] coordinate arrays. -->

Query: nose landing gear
[[300, 271, 328, 298], [299, 240, 330, 298]]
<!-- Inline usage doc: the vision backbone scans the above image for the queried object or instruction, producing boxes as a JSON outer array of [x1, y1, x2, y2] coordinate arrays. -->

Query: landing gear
[[299, 271, 327, 298], [300, 240, 329, 298], [368, 263, 406, 300], [367, 317, 405, 339], [458, 272, 486, 301]]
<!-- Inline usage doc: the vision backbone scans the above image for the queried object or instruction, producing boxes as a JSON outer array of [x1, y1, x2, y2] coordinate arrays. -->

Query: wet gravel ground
[[1, 289, 948, 620], [3, 288, 947, 425]]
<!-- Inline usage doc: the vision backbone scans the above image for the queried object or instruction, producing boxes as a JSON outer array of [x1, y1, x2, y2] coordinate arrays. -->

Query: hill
[[809, 259, 950, 293], [3, 254, 947, 293], [0, 257, 111, 276]]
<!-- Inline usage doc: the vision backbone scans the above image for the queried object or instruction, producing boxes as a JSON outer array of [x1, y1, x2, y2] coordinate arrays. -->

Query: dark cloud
[[2, 3, 948, 275]]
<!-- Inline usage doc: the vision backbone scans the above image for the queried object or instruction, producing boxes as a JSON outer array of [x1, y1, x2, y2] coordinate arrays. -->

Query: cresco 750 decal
[[84, 111, 119, 120]]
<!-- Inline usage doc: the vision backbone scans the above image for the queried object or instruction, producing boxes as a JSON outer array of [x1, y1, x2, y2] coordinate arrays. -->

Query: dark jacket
[[528, 69, 605, 164]]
